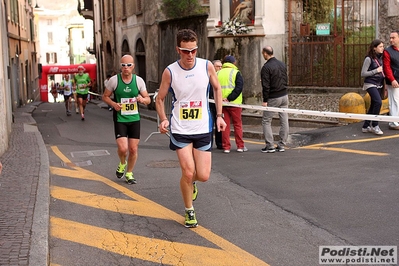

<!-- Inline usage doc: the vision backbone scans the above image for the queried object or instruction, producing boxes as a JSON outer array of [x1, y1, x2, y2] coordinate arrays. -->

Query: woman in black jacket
[[360, 39, 385, 135]]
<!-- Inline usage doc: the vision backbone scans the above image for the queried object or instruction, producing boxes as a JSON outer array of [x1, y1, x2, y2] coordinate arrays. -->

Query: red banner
[[39, 64, 96, 102]]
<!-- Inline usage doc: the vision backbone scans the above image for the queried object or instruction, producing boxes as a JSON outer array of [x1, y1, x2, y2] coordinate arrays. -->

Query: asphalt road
[[33, 101, 398, 266]]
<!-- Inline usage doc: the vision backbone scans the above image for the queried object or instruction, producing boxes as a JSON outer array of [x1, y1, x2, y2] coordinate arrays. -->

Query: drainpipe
[[219, 0, 222, 22], [113, 0, 116, 63], [375, 0, 379, 39]]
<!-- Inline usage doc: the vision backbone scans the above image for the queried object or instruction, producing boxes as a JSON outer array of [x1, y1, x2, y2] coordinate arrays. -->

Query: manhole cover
[[71, 150, 110, 158], [146, 160, 180, 168], [61, 160, 92, 167], [61, 161, 77, 167]]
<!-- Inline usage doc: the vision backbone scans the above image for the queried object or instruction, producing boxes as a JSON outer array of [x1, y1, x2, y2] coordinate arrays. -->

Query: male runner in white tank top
[[156, 29, 226, 228]]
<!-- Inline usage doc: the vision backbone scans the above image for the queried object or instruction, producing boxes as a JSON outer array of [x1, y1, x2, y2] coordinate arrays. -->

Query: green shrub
[[161, 0, 207, 19]]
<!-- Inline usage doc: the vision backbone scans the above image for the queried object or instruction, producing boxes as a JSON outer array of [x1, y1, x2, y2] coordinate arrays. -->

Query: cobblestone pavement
[[0, 103, 49, 266]]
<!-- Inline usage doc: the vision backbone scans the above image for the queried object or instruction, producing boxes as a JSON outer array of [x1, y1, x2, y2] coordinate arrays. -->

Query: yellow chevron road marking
[[299, 146, 388, 156], [50, 146, 269, 266], [294, 134, 399, 156], [51, 186, 180, 220], [235, 135, 395, 156], [51, 217, 265, 266], [312, 133, 399, 145]]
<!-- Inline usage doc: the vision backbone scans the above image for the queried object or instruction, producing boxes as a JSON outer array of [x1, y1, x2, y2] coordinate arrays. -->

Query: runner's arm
[[156, 69, 171, 133]]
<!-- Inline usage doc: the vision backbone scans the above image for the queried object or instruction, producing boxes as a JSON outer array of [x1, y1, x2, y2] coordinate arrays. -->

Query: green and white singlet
[[111, 74, 147, 123]]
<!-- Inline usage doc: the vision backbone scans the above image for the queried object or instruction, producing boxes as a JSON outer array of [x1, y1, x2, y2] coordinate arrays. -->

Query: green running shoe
[[184, 209, 198, 228], [116, 162, 127, 179], [192, 182, 198, 201], [125, 172, 137, 185]]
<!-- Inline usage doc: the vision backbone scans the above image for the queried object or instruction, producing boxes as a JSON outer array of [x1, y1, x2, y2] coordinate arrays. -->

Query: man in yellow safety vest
[[218, 55, 247, 153]]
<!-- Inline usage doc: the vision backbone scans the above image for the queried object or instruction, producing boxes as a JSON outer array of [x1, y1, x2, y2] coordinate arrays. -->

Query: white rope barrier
[[88, 91, 155, 97], [209, 99, 399, 123], [88, 91, 102, 97], [90, 90, 398, 123]]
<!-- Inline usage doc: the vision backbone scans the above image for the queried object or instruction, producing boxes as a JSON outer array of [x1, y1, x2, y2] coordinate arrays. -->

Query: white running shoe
[[389, 122, 399, 130], [371, 125, 383, 135], [361, 126, 371, 133]]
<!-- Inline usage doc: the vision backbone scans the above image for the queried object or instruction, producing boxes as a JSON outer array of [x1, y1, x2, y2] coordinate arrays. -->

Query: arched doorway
[[39, 64, 96, 102], [122, 39, 130, 56], [136, 38, 146, 83], [136, 38, 150, 108], [106, 41, 113, 74]]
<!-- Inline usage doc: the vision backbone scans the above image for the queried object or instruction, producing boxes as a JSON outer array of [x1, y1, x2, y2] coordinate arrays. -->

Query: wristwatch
[[216, 114, 224, 118]]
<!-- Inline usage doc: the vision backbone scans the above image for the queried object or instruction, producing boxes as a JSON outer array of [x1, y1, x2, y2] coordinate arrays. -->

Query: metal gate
[[288, 0, 376, 87]]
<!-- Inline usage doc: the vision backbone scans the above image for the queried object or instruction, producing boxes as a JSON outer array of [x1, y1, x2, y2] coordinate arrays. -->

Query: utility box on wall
[[300, 23, 310, 36]]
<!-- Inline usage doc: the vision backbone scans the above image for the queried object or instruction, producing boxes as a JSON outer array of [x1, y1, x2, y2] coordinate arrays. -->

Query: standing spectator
[[56, 82, 62, 99], [74, 65, 91, 121], [0, 161, 2, 174], [260, 46, 289, 153], [102, 55, 151, 184], [383, 30, 399, 130], [50, 81, 57, 103], [60, 74, 74, 116], [209, 60, 223, 149], [156, 29, 226, 228], [218, 55, 247, 153], [361, 39, 385, 135]]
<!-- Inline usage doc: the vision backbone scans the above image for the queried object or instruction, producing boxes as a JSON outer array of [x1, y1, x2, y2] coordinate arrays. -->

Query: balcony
[[77, 0, 93, 20]]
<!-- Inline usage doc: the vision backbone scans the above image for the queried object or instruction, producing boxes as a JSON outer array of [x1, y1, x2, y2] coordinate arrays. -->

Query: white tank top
[[62, 80, 73, 96], [168, 58, 211, 135]]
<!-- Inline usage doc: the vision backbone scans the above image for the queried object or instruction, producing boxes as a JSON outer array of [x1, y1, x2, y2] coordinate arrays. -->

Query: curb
[[19, 103, 49, 266]]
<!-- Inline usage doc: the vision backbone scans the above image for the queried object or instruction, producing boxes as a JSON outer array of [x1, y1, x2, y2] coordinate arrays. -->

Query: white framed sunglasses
[[121, 63, 133, 67], [178, 46, 198, 55]]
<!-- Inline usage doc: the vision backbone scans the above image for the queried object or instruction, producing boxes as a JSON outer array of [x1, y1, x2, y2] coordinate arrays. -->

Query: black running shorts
[[114, 121, 140, 139]]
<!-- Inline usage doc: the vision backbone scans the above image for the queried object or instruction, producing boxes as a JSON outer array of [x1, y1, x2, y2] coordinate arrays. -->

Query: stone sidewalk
[[0, 103, 49, 266]]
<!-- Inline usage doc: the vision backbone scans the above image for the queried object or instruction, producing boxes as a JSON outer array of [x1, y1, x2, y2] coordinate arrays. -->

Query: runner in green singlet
[[74, 65, 91, 121], [102, 55, 151, 184]]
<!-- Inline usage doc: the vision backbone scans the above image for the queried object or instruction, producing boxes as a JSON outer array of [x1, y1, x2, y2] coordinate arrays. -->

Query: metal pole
[[375, 0, 379, 39]]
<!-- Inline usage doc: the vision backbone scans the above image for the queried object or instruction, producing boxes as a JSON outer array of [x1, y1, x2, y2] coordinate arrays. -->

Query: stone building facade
[[91, 0, 398, 114], [7, 0, 39, 108], [0, 0, 39, 156], [94, 0, 284, 101], [97, 1, 166, 97], [379, 0, 399, 42], [0, 1, 13, 156]]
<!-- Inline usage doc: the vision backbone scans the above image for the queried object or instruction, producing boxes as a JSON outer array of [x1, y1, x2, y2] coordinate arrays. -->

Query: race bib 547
[[179, 100, 202, 120]]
